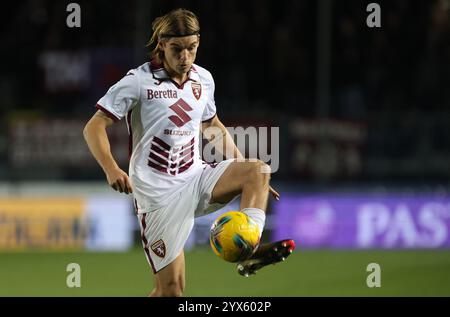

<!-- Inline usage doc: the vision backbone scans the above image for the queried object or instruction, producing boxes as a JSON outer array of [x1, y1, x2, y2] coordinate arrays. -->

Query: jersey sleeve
[[201, 74, 217, 122], [96, 72, 140, 122]]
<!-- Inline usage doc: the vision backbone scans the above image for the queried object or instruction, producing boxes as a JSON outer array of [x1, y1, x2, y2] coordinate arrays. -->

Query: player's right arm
[[83, 110, 133, 194]]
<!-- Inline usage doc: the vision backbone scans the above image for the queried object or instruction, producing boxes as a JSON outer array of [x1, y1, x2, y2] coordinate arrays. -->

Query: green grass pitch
[[1, 248, 449, 296]]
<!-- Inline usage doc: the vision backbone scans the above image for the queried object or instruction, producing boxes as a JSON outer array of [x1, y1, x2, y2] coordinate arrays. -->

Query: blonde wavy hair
[[147, 8, 200, 63]]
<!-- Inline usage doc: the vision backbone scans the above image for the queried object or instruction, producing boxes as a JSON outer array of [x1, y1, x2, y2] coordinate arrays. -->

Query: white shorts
[[136, 159, 237, 273]]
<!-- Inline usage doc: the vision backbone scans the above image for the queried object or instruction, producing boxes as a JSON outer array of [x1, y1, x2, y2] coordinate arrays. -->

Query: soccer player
[[83, 8, 295, 297]]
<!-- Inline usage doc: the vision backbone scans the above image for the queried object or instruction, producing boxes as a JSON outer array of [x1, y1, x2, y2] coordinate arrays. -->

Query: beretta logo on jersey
[[151, 239, 166, 258], [191, 82, 202, 100], [147, 89, 178, 100]]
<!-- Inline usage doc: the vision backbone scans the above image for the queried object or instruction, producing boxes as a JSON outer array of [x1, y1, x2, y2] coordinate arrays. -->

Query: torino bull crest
[[191, 82, 202, 100]]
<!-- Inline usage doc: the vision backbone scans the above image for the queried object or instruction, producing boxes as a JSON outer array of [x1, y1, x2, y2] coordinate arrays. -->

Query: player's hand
[[269, 185, 280, 201], [105, 167, 133, 194]]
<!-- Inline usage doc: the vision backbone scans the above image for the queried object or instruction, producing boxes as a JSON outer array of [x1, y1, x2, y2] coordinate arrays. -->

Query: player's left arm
[[201, 115, 280, 200]]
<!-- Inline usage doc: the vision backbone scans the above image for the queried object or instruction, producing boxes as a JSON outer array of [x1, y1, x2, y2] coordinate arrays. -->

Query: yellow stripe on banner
[[0, 198, 87, 251]]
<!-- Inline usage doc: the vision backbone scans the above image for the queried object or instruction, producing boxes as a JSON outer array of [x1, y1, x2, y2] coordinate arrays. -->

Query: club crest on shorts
[[151, 239, 166, 258], [191, 82, 202, 100]]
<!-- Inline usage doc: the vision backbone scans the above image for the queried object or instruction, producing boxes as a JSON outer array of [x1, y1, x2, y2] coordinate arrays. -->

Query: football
[[209, 211, 260, 263]]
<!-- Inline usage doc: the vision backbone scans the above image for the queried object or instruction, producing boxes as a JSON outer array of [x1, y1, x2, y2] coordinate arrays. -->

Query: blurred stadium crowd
[[0, 0, 449, 185]]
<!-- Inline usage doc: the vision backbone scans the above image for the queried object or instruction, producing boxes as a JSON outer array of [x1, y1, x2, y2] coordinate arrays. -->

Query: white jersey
[[96, 60, 217, 212]]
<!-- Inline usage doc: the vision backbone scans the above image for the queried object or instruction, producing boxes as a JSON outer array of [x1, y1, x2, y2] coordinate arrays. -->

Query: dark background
[[1, 0, 449, 188]]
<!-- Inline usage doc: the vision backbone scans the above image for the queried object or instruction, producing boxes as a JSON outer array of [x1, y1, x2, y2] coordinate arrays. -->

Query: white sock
[[242, 208, 266, 238]]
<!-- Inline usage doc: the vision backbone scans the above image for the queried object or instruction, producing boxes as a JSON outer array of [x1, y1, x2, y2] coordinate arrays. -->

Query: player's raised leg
[[212, 159, 270, 240], [149, 251, 185, 297], [211, 159, 271, 211], [211, 159, 295, 276]]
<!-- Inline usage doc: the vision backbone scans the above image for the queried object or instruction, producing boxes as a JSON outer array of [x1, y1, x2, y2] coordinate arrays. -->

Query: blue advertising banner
[[273, 194, 450, 249]]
